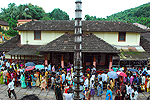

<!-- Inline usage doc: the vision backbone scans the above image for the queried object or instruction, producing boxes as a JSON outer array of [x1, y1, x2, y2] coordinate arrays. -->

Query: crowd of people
[[0, 53, 150, 100]]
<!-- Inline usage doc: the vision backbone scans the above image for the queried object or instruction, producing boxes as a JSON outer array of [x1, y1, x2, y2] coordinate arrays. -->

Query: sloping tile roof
[[14, 20, 145, 33], [140, 36, 150, 56], [37, 33, 120, 53], [0, 20, 9, 26], [0, 35, 21, 52], [119, 52, 149, 60], [7, 45, 41, 56], [141, 33, 150, 42]]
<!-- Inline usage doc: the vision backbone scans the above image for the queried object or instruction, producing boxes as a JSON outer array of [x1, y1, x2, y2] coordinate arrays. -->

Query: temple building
[[0, 20, 148, 70]]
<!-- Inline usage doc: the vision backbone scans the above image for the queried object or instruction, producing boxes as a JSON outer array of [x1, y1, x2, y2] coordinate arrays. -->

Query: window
[[118, 32, 126, 42], [34, 30, 41, 40]]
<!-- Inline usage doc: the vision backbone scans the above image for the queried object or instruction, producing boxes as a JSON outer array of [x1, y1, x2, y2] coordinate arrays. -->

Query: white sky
[[0, 0, 149, 19]]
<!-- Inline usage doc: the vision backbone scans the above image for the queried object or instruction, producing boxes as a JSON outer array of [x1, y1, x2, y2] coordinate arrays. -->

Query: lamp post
[[73, 0, 83, 100]]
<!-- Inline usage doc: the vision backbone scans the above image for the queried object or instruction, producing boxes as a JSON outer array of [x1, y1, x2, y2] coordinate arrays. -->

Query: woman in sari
[[106, 86, 113, 100], [41, 77, 47, 91], [6, 71, 11, 85], [20, 72, 26, 88], [0, 69, 4, 84], [31, 72, 36, 86], [35, 71, 40, 87]]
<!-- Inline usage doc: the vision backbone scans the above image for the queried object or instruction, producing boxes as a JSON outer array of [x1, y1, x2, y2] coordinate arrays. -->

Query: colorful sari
[[21, 74, 26, 88], [0, 71, 4, 84]]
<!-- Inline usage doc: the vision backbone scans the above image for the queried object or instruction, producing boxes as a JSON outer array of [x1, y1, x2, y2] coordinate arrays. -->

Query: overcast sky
[[0, 0, 149, 19]]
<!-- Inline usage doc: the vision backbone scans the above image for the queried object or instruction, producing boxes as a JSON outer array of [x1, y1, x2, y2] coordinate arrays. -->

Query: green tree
[[5, 28, 18, 36], [16, 4, 32, 19], [27, 4, 45, 20], [41, 14, 51, 20], [49, 8, 69, 20]]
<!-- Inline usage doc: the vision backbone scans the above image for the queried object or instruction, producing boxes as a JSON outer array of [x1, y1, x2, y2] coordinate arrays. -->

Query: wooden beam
[[31, 56, 32, 62], [50, 52, 52, 64], [14, 55, 15, 60], [17, 55, 19, 63], [37, 56, 39, 64], [11, 55, 12, 63], [20, 55, 21, 61], [24, 55, 25, 64]]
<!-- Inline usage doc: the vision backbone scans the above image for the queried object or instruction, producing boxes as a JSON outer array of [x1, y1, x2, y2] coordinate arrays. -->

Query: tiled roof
[[7, 45, 41, 56], [119, 52, 149, 60], [14, 20, 145, 33], [0, 35, 21, 52], [140, 35, 150, 56], [0, 20, 9, 26], [141, 33, 150, 42], [37, 33, 120, 53]]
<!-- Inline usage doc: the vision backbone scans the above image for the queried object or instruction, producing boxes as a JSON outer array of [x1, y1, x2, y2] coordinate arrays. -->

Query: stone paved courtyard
[[0, 84, 149, 100]]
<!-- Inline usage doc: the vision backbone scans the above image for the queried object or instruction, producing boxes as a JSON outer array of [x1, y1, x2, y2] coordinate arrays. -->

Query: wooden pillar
[[45, 54, 48, 65], [37, 56, 39, 65], [109, 55, 113, 71], [93, 55, 96, 67], [14, 55, 15, 62], [24, 55, 25, 64], [70, 52, 73, 64], [17, 55, 19, 63], [11, 55, 12, 63], [31, 56, 32, 62], [84, 53, 86, 70], [61, 54, 64, 68], [50, 52, 52, 64], [82, 53, 86, 71], [20, 55, 21, 61]]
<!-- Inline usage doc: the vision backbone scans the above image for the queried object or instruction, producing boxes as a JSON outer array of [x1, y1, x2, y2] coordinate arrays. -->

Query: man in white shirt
[[51, 76, 55, 90], [63, 93, 73, 100], [134, 87, 138, 100], [101, 72, 107, 82], [6, 60, 10, 68], [126, 83, 132, 95], [142, 74, 146, 85], [8, 79, 17, 99], [48, 63, 51, 71], [63, 88, 73, 100], [84, 77, 89, 88], [130, 93, 137, 100]]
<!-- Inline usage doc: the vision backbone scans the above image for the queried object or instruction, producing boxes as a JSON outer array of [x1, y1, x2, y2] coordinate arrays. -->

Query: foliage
[[0, 3, 70, 36], [41, 14, 51, 20], [84, 15, 106, 21], [48, 8, 69, 20], [8, 17, 17, 28], [3, 28, 18, 36], [84, 2, 150, 27]]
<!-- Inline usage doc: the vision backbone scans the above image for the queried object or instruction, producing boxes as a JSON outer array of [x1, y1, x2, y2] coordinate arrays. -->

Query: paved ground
[[0, 84, 149, 100]]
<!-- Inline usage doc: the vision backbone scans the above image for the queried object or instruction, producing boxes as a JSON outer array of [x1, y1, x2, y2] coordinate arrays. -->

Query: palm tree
[[16, 4, 32, 20]]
